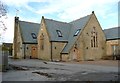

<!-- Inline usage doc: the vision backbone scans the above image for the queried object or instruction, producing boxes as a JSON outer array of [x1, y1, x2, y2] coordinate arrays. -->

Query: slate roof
[[61, 14, 92, 54], [42, 14, 92, 54], [44, 19, 72, 42], [104, 27, 120, 40], [19, 21, 40, 43], [17, 13, 119, 55]]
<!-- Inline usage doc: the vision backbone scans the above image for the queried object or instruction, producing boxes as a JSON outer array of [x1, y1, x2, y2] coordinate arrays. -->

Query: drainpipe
[[50, 42, 53, 61]]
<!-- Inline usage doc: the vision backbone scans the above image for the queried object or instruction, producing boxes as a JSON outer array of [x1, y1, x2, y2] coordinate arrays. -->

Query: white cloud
[[1, 0, 119, 43], [33, 0, 119, 22], [0, 14, 40, 43], [3, 0, 51, 7], [3, 0, 119, 17], [1, 14, 14, 43]]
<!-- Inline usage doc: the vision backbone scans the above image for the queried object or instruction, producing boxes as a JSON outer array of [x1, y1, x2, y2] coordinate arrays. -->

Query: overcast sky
[[0, 0, 119, 43]]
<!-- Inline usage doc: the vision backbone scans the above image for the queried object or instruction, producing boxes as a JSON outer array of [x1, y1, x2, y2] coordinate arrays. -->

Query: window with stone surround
[[17, 42, 20, 52], [40, 33, 44, 50], [91, 27, 98, 47]]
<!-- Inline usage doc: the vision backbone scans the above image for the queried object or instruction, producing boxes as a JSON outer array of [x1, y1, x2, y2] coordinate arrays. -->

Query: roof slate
[[104, 27, 120, 40], [44, 19, 72, 42], [18, 14, 119, 55], [19, 21, 40, 43], [41, 14, 92, 53], [62, 14, 92, 53]]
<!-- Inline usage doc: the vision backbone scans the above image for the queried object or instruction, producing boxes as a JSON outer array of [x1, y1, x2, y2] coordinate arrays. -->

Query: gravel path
[[2, 58, 119, 81]]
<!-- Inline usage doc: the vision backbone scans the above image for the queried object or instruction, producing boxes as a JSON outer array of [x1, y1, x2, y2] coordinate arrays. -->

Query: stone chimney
[[15, 17, 19, 23], [92, 11, 94, 14], [13, 17, 19, 59]]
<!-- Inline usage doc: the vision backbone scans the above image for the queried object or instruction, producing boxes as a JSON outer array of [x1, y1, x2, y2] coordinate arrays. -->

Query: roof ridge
[[69, 14, 92, 23], [44, 18, 69, 24], [19, 20, 40, 24], [104, 26, 120, 30]]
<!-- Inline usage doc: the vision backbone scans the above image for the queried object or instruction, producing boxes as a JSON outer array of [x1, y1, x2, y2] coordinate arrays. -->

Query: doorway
[[31, 46, 37, 59], [112, 45, 118, 60], [72, 48, 80, 61]]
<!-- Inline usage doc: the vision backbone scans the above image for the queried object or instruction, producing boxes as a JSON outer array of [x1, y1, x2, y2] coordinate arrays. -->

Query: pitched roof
[[104, 27, 120, 40], [62, 14, 92, 53], [19, 21, 40, 43], [43, 14, 92, 54], [44, 19, 72, 42]]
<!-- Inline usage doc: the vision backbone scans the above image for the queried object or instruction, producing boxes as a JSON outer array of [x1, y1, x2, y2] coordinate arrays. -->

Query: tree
[[0, 1, 7, 38]]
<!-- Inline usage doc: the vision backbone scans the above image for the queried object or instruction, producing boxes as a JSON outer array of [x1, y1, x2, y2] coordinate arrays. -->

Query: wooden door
[[73, 49, 77, 61], [31, 46, 37, 59]]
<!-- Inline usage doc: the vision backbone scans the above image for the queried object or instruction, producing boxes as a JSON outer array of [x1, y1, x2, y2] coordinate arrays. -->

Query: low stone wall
[[0, 51, 8, 72]]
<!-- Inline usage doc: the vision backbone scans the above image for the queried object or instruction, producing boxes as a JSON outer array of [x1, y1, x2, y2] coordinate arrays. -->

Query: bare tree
[[0, 1, 7, 38], [0, 1, 7, 17]]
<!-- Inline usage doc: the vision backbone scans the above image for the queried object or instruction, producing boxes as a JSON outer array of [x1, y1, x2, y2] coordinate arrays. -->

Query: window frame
[[74, 29, 80, 36], [40, 33, 44, 50], [31, 33, 37, 39], [56, 30, 63, 37], [91, 27, 98, 48]]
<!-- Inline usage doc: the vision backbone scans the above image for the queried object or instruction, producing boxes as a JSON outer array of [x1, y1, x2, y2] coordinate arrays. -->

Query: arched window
[[40, 33, 44, 50], [91, 27, 98, 47], [17, 42, 20, 52]]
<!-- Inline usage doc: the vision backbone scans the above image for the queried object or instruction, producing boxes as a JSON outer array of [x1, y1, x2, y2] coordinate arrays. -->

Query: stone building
[[104, 27, 120, 60], [13, 11, 119, 61], [13, 17, 40, 59], [38, 11, 106, 61]]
